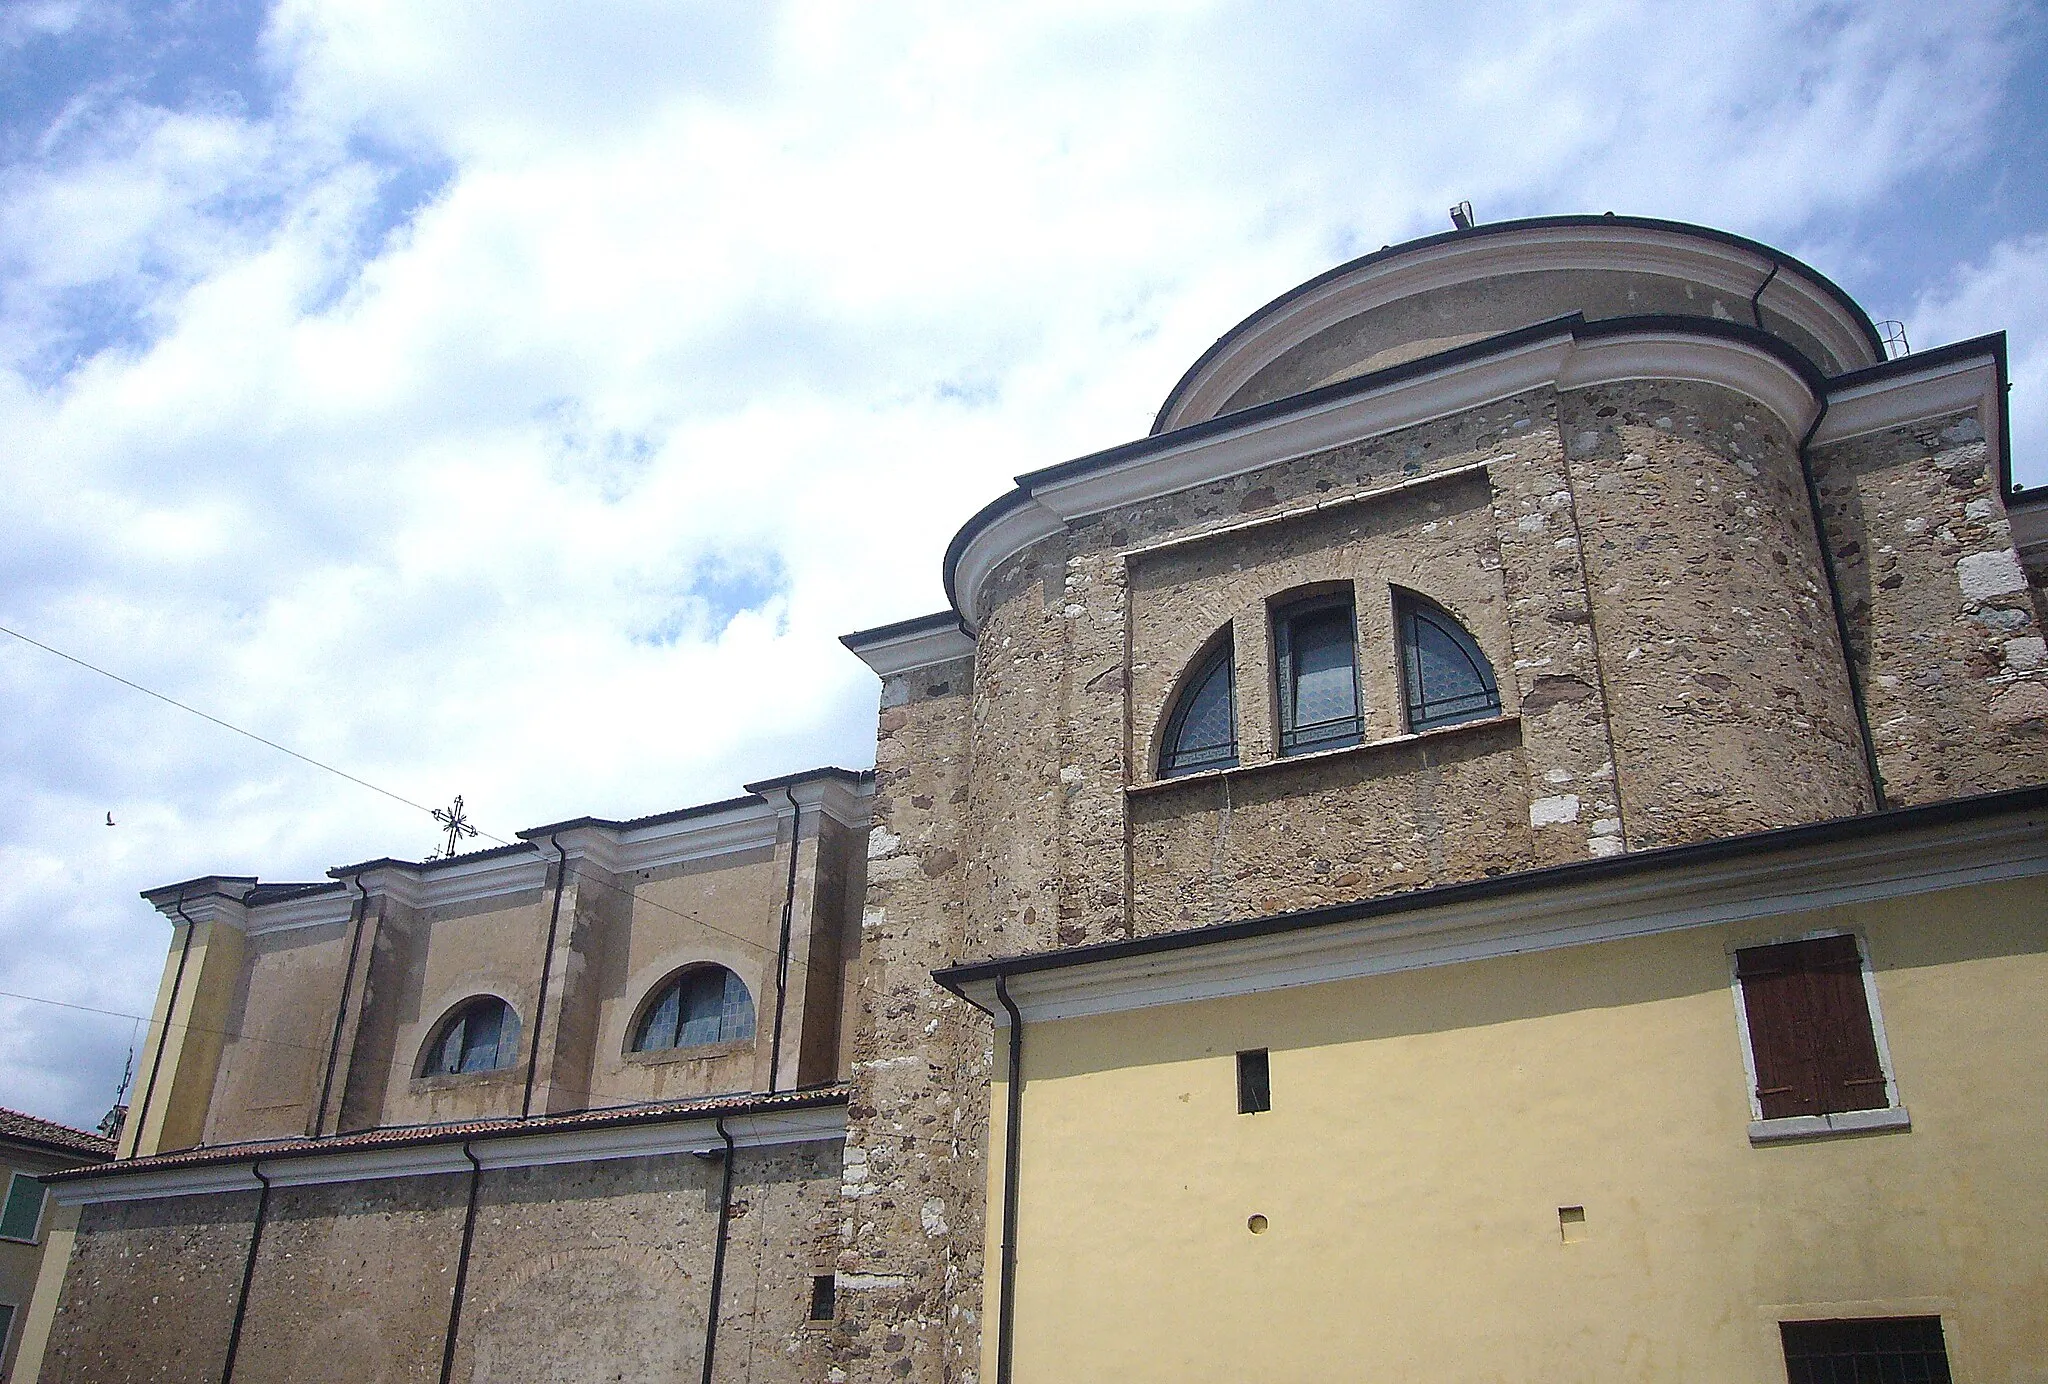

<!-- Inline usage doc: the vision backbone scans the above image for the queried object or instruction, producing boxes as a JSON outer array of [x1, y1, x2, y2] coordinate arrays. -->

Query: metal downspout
[[438, 1142, 484, 1384], [699, 1116, 738, 1384], [220, 1160, 271, 1383], [767, 789, 802, 1093], [520, 834, 569, 1119], [1795, 394, 1888, 808], [994, 976, 1025, 1384], [311, 877, 370, 1138], [129, 887, 198, 1158], [1749, 259, 1781, 330]]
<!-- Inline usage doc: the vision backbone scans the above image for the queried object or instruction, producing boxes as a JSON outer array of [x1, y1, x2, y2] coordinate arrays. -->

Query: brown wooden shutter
[[1803, 934, 1888, 1114], [1736, 941, 1822, 1119]]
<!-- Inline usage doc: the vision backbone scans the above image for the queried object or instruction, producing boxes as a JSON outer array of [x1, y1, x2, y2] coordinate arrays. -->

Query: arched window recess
[[421, 996, 522, 1077], [1159, 632, 1238, 777], [1397, 591, 1502, 731], [632, 965, 756, 1053]]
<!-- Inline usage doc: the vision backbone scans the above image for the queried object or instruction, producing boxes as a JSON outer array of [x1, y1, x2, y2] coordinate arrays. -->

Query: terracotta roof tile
[[0, 1106, 115, 1158]]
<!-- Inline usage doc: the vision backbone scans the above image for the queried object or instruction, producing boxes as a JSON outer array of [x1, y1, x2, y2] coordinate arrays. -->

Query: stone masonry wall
[[1811, 410, 2048, 803], [40, 1190, 261, 1384], [42, 1142, 842, 1384], [1557, 380, 1873, 845], [230, 1173, 468, 1383], [832, 656, 990, 1384]]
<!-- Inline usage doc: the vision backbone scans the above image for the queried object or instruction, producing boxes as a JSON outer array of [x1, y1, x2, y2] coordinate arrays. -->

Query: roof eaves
[[933, 783, 2048, 995]]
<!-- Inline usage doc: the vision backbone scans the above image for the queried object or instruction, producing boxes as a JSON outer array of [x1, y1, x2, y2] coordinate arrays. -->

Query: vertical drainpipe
[[219, 1160, 271, 1384], [1795, 393, 1887, 809], [767, 789, 803, 1094], [1748, 259, 1780, 330], [128, 888, 198, 1159], [699, 1116, 738, 1384], [310, 877, 371, 1138], [438, 1142, 484, 1384], [520, 834, 569, 1120], [993, 976, 1025, 1384]]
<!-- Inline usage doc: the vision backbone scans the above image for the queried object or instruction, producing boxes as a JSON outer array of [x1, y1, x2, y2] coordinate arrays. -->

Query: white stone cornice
[[842, 619, 980, 678], [951, 807, 2047, 1027], [51, 1104, 848, 1204], [351, 852, 547, 913], [774, 776, 875, 832], [244, 889, 356, 939], [953, 323, 1827, 624], [611, 798, 781, 870], [1159, 221, 1877, 432], [1814, 351, 2001, 448], [145, 883, 251, 933]]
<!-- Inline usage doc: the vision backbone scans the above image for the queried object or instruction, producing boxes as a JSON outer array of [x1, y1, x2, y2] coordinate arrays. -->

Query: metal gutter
[[699, 1116, 737, 1384], [219, 1160, 270, 1383], [520, 834, 570, 1119], [310, 877, 371, 1138], [437, 1142, 484, 1384], [993, 977, 1025, 1384]]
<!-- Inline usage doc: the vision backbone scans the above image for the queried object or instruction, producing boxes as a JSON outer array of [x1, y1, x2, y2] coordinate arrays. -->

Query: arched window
[[1274, 593, 1362, 755], [1398, 592, 1501, 730], [1159, 636, 1237, 777], [422, 997, 521, 1076], [633, 966, 756, 1053]]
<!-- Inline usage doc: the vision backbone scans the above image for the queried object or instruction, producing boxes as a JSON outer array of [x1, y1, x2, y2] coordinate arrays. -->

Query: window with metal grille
[[1160, 637, 1237, 777], [809, 1274, 836, 1321], [1236, 1049, 1271, 1114], [1780, 1316, 1951, 1384], [1736, 935, 1891, 1120], [0, 1173, 44, 1242], [421, 997, 522, 1077], [1274, 595, 1362, 755], [1397, 592, 1501, 730], [633, 966, 756, 1052]]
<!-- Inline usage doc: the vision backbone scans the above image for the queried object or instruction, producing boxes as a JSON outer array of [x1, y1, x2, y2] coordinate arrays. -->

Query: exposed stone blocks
[[1812, 411, 2048, 803], [836, 658, 989, 1384], [1558, 381, 1872, 844]]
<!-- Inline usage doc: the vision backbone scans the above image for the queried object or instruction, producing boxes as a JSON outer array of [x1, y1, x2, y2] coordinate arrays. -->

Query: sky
[[2, 0, 2046, 1133]]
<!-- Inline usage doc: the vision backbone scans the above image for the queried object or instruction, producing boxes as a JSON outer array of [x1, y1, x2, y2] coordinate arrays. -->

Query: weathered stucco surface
[[40, 1191, 260, 1384]]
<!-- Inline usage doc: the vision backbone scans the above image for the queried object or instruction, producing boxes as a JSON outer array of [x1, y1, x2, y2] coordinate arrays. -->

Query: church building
[[22, 215, 2048, 1382]]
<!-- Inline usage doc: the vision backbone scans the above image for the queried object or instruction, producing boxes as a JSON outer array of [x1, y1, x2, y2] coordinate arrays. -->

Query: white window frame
[[0, 1171, 45, 1244], [1728, 927, 1910, 1144]]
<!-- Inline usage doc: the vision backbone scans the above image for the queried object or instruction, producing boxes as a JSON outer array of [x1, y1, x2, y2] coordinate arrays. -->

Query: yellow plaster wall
[[123, 919, 246, 1159], [985, 877, 2048, 1383]]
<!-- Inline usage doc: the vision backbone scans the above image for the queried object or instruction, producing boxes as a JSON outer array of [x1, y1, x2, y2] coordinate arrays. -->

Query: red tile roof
[[0, 1106, 115, 1159]]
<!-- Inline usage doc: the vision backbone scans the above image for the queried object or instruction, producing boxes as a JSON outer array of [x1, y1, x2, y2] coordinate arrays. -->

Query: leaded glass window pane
[[1162, 642, 1237, 776], [426, 998, 520, 1076], [1400, 596, 1500, 730], [635, 967, 755, 1052], [1277, 598, 1362, 754]]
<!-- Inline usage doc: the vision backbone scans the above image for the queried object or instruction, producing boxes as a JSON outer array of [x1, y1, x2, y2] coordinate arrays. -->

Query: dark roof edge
[[138, 876, 258, 906], [934, 783, 2048, 996], [741, 765, 874, 795], [840, 610, 969, 650], [1149, 213, 1885, 435], [45, 1086, 851, 1184]]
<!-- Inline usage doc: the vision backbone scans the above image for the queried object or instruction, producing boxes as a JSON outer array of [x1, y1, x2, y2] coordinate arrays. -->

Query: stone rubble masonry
[[1812, 410, 2048, 804], [40, 1143, 842, 1384], [832, 655, 989, 1384], [831, 372, 2048, 1383]]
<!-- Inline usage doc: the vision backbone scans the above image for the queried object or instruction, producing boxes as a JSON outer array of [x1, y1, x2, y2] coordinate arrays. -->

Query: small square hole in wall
[[1558, 1206, 1587, 1244], [809, 1274, 836, 1322], [1237, 1050, 1271, 1114]]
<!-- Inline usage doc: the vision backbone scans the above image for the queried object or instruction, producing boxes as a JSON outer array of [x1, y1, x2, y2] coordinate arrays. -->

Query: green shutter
[[0, 1173, 44, 1241]]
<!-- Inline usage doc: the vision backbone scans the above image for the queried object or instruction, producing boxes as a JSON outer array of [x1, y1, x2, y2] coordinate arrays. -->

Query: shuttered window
[[1736, 935, 1890, 1121], [0, 1173, 44, 1242]]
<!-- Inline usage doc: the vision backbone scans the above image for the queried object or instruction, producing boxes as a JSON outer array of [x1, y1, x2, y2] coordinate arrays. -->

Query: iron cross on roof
[[428, 795, 479, 861]]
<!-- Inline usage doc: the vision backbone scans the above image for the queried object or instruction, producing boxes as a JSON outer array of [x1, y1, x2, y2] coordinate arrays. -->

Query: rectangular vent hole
[[1559, 1206, 1587, 1243], [1237, 1049, 1271, 1114]]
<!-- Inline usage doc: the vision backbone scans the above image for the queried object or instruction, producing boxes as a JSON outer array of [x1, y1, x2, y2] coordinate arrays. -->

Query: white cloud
[[1911, 233, 2048, 489], [0, 0, 2039, 1129]]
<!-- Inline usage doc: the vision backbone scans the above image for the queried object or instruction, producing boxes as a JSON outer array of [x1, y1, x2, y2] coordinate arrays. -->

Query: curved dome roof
[[1153, 215, 1883, 435]]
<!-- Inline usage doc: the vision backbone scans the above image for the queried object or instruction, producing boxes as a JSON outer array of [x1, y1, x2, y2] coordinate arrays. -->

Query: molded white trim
[[51, 1104, 847, 1204], [1748, 1107, 1911, 1144], [1159, 223, 1876, 432], [959, 810, 2047, 1026], [844, 622, 979, 678], [243, 890, 355, 938], [956, 324, 1829, 623], [1814, 353, 2000, 447]]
